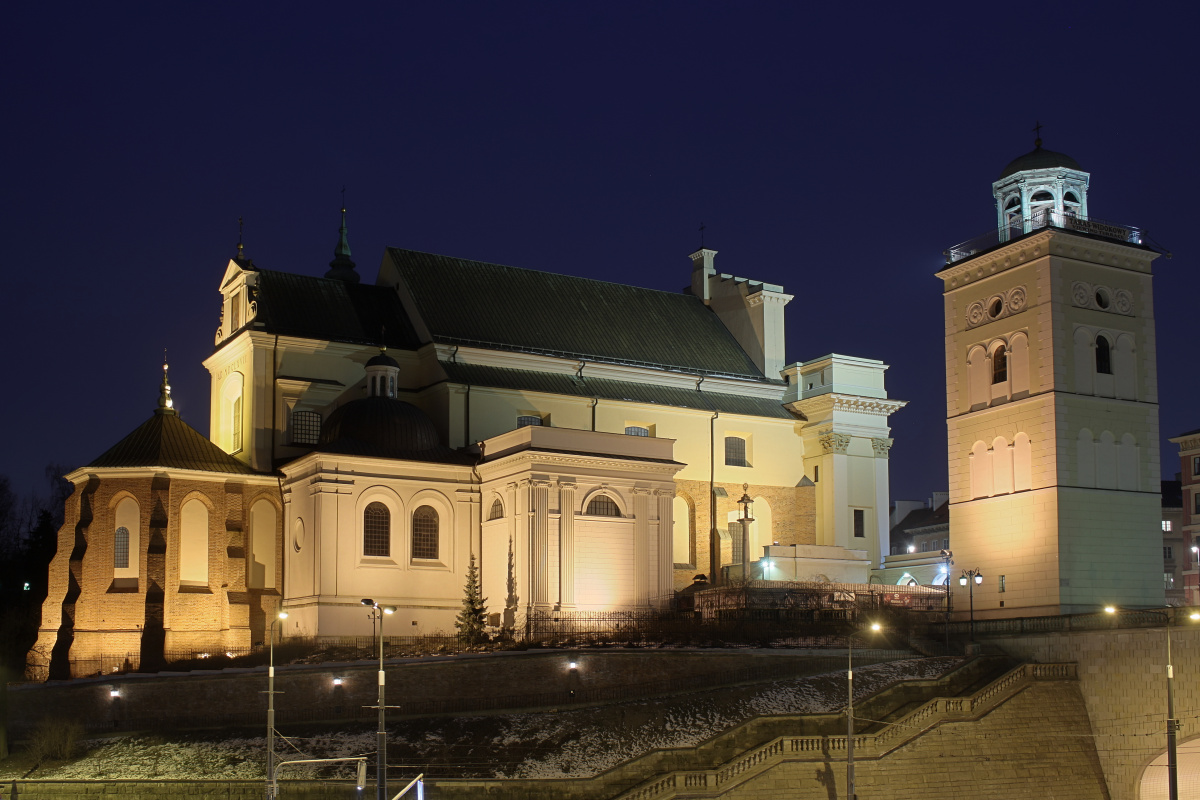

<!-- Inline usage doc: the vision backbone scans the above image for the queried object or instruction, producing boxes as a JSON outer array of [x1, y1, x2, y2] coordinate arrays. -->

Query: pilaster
[[633, 487, 652, 605], [559, 480, 576, 608]]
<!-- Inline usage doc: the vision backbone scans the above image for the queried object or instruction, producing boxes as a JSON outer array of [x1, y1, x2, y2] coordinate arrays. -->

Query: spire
[[325, 191, 360, 283], [156, 351, 176, 416]]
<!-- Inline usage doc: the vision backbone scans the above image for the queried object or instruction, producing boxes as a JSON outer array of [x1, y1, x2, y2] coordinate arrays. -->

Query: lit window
[[488, 499, 504, 521], [586, 495, 621, 517], [517, 415, 543, 428], [1163, 520, 1172, 532], [998, 575, 1006, 593], [992, 345, 1007, 385], [1165, 572, 1175, 590], [363, 502, 390, 557], [114, 527, 130, 569], [290, 410, 321, 445], [412, 506, 439, 560], [231, 396, 243, 453], [725, 437, 749, 467], [624, 426, 650, 437], [1096, 335, 1112, 375], [853, 509, 865, 538]]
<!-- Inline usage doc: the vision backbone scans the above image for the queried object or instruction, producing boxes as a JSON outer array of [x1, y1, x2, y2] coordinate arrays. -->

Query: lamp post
[[958, 569, 983, 643], [362, 598, 395, 800], [736, 485, 754, 582], [940, 550, 953, 651], [846, 621, 882, 800], [1105, 606, 1199, 800], [265, 609, 288, 800]]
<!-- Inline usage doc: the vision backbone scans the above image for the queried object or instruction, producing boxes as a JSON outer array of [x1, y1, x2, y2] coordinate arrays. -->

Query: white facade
[[939, 152, 1164, 617]]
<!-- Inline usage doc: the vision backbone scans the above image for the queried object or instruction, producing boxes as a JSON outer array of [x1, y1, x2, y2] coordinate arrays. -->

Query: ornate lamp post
[[958, 569, 983, 642], [846, 621, 882, 800], [362, 598, 395, 800], [1105, 605, 1199, 800], [940, 550, 953, 650], [265, 609, 288, 799], [736, 485, 754, 582]]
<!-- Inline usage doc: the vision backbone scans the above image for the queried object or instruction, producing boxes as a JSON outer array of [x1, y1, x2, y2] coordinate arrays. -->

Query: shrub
[[28, 718, 84, 762]]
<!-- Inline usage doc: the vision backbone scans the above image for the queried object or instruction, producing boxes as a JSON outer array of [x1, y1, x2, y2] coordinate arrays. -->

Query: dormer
[[215, 259, 260, 347], [993, 137, 1089, 243]]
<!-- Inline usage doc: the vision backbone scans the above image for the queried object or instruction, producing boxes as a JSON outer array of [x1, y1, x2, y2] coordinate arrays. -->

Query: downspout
[[577, 361, 596, 431], [271, 334, 279, 464], [699, 375, 721, 586], [450, 346, 470, 447]]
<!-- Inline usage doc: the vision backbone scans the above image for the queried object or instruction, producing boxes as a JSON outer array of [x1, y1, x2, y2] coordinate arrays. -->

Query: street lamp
[[362, 598, 396, 800], [266, 609, 288, 799], [736, 485, 754, 582], [846, 621, 882, 800], [958, 569, 983, 642], [1105, 605, 1200, 800], [940, 550, 953, 651]]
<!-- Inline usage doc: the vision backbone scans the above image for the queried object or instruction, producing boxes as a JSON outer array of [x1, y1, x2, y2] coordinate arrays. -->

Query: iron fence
[[944, 210, 1144, 265]]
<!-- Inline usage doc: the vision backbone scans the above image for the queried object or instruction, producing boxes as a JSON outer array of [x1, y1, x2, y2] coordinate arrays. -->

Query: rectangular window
[[290, 410, 321, 445], [1165, 572, 1175, 590], [1163, 520, 1172, 532], [1195, 492, 1200, 515], [230, 291, 241, 332], [730, 524, 744, 565], [1194, 456, 1200, 477], [813, 465, 819, 483], [725, 436, 749, 467], [920, 541, 929, 552], [943, 538, 949, 550], [1164, 546, 1174, 561], [853, 509, 865, 538], [998, 575, 1006, 593]]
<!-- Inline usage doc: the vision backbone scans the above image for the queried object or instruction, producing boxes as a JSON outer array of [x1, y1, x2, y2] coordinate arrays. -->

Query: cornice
[[477, 449, 683, 479], [937, 230, 1156, 292], [790, 393, 907, 418], [67, 466, 277, 486]]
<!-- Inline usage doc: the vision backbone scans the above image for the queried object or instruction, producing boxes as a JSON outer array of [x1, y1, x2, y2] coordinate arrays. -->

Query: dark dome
[[366, 349, 400, 369], [319, 396, 440, 455], [998, 146, 1083, 180]]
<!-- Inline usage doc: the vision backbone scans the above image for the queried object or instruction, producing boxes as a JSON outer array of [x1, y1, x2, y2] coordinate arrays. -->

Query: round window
[[1095, 289, 1110, 309], [989, 298, 1004, 318]]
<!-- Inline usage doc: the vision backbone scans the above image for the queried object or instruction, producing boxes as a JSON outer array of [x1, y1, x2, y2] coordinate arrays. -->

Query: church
[[31, 212, 904, 676]]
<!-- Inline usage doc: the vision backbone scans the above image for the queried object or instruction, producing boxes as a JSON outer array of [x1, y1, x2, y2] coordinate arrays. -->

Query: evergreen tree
[[455, 553, 488, 645]]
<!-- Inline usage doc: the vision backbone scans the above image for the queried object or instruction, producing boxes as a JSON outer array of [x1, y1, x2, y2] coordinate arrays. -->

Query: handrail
[[943, 211, 1145, 265], [612, 662, 1075, 800]]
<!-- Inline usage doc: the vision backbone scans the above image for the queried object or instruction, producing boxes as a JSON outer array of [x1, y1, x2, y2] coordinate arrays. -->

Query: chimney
[[689, 249, 717, 303]]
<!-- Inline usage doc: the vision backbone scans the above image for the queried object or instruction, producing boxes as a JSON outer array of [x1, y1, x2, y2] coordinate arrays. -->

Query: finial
[[237, 217, 245, 260], [699, 222, 706, 248], [1032, 120, 1043, 149], [380, 324, 386, 352], [156, 350, 176, 415]]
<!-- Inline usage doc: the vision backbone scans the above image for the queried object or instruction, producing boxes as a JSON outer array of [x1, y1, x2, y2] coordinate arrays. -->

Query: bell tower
[[939, 137, 1164, 617]]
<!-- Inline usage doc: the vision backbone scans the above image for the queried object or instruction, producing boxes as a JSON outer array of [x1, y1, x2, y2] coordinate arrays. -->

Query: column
[[656, 490, 674, 607], [871, 438, 894, 567], [532, 480, 551, 606], [633, 487, 651, 605], [559, 480, 576, 609]]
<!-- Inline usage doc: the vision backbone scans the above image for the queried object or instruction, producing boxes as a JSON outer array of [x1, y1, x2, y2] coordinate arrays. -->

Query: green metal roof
[[388, 248, 776, 382], [87, 411, 260, 474], [998, 146, 1083, 180], [223, 269, 421, 351], [440, 361, 794, 419]]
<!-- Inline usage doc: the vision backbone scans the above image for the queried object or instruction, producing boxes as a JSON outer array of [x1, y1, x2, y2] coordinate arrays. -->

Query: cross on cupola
[[365, 341, 400, 399]]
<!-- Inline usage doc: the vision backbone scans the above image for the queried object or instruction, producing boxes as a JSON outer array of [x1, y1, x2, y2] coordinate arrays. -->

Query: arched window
[[114, 527, 130, 569], [488, 499, 504, 521], [180, 498, 209, 586], [248, 499, 276, 589], [991, 345, 1008, 385], [724, 436, 749, 467], [363, 502, 390, 557], [412, 506, 439, 560], [1096, 335, 1112, 375], [290, 410, 321, 445], [586, 495, 621, 517], [624, 426, 649, 437], [516, 415, 543, 428]]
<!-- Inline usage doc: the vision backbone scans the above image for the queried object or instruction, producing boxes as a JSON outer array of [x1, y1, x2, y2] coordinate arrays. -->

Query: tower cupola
[[156, 357, 176, 415], [992, 127, 1089, 243], [365, 346, 400, 399]]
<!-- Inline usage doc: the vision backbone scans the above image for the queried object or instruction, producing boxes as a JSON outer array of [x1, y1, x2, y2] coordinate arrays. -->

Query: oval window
[[989, 298, 1004, 318], [1095, 289, 1110, 309]]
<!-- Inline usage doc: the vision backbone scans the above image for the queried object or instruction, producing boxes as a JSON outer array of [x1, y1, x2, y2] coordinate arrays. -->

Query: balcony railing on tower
[[943, 209, 1144, 265]]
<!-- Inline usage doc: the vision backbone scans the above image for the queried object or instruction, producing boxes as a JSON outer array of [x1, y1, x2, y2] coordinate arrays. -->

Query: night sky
[[3, 2, 1197, 506]]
